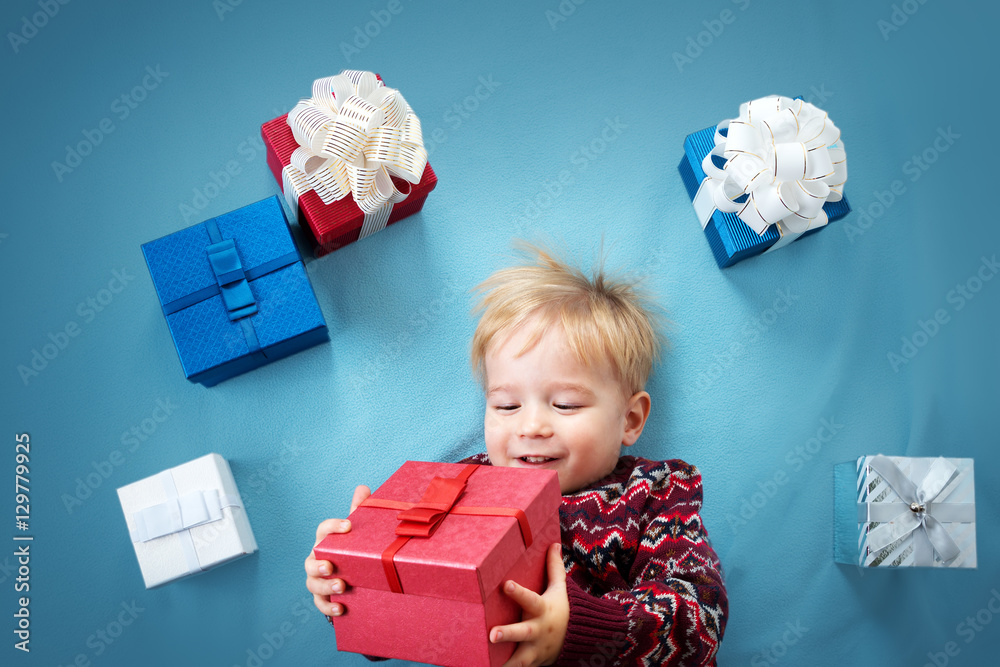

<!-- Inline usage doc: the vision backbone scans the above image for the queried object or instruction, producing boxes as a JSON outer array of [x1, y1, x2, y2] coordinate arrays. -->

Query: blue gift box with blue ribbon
[[142, 196, 328, 386], [678, 96, 852, 268]]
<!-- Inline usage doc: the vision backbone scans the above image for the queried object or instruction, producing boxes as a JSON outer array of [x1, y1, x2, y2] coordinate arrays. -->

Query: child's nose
[[517, 404, 553, 438]]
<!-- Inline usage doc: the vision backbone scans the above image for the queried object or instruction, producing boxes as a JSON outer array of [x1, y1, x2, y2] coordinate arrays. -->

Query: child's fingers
[[306, 575, 346, 597], [500, 644, 540, 667], [304, 556, 334, 578], [490, 619, 537, 644], [500, 580, 545, 616], [349, 485, 372, 514], [545, 543, 566, 584], [314, 518, 351, 546], [312, 594, 344, 618]]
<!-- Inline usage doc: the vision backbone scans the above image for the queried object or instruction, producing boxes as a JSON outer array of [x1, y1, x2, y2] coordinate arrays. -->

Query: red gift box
[[261, 76, 437, 257], [314, 461, 562, 667]]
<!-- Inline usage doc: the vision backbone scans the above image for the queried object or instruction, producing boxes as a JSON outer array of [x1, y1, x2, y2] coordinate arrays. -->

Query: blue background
[[1, 0, 998, 665]]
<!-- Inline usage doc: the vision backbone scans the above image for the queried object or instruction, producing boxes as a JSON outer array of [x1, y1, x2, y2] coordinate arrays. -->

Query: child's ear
[[622, 391, 651, 447]]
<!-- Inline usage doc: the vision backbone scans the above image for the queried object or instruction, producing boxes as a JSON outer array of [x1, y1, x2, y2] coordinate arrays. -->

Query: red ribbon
[[359, 464, 533, 594]]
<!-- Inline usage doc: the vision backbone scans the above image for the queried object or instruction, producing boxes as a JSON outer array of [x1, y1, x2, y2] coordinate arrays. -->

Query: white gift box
[[118, 453, 257, 587], [834, 455, 976, 569]]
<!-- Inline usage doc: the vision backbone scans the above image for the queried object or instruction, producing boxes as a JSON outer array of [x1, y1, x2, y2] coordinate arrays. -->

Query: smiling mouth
[[519, 456, 557, 464]]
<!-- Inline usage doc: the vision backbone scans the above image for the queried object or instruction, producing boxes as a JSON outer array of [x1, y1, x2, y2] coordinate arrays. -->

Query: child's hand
[[490, 543, 569, 667], [304, 485, 371, 617]]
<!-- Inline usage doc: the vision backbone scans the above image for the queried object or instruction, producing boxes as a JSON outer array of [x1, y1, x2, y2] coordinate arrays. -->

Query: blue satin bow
[[158, 213, 301, 360], [206, 238, 257, 321]]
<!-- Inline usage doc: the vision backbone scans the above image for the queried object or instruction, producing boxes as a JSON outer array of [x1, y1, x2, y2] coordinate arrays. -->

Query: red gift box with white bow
[[262, 70, 437, 257]]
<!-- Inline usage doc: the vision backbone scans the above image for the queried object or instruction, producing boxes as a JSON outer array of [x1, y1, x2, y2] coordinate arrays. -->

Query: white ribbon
[[281, 70, 427, 240], [692, 95, 848, 252], [863, 456, 974, 565], [129, 471, 242, 574]]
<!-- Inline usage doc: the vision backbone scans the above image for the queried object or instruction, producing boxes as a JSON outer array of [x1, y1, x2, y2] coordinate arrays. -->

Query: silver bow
[[863, 455, 973, 565]]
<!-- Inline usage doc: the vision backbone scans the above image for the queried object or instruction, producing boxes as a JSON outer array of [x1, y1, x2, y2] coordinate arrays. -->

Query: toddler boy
[[305, 245, 728, 665]]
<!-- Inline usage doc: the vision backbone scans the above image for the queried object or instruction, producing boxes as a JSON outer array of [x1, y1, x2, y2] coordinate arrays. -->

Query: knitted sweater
[[460, 453, 728, 666]]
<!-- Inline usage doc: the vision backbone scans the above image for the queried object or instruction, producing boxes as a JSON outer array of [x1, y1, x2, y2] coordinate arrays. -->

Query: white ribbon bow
[[863, 456, 973, 565], [692, 95, 848, 252], [282, 70, 428, 240], [129, 471, 242, 574]]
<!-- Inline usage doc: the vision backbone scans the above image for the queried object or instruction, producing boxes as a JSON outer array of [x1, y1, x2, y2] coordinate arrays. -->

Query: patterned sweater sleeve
[[555, 458, 728, 666]]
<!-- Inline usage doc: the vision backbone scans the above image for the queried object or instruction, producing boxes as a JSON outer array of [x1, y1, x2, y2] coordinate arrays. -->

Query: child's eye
[[494, 404, 518, 412], [554, 404, 581, 410]]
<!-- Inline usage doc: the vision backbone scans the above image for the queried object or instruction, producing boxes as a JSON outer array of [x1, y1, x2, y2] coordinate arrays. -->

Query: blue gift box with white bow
[[142, 196, 328, 386], [678, 96, 852, 268]]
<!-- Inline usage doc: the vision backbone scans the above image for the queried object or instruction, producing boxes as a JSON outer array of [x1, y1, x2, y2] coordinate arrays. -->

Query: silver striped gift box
[[834, 456, 976, 569]]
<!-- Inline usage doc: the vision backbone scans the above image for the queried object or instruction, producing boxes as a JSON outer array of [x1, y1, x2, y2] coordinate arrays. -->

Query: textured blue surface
[[143, 196, 327, 385], [1, 1, 999, 666]]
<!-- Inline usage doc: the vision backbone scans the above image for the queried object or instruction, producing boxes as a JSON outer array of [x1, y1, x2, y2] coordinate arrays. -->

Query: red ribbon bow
[[360, 464, 533, 594]]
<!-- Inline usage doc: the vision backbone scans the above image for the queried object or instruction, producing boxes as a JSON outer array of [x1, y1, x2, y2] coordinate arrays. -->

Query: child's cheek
[[483, 413, 500, 441], [483, 421, 506, 468], [484, 409, 503, 430]]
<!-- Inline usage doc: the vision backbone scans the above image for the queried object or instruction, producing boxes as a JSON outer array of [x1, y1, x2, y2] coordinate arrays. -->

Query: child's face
[[483, 317, 646, 494]]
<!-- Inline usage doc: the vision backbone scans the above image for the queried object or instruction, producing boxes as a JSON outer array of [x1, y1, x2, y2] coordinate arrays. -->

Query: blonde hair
[[470, 243, 664, 396]]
